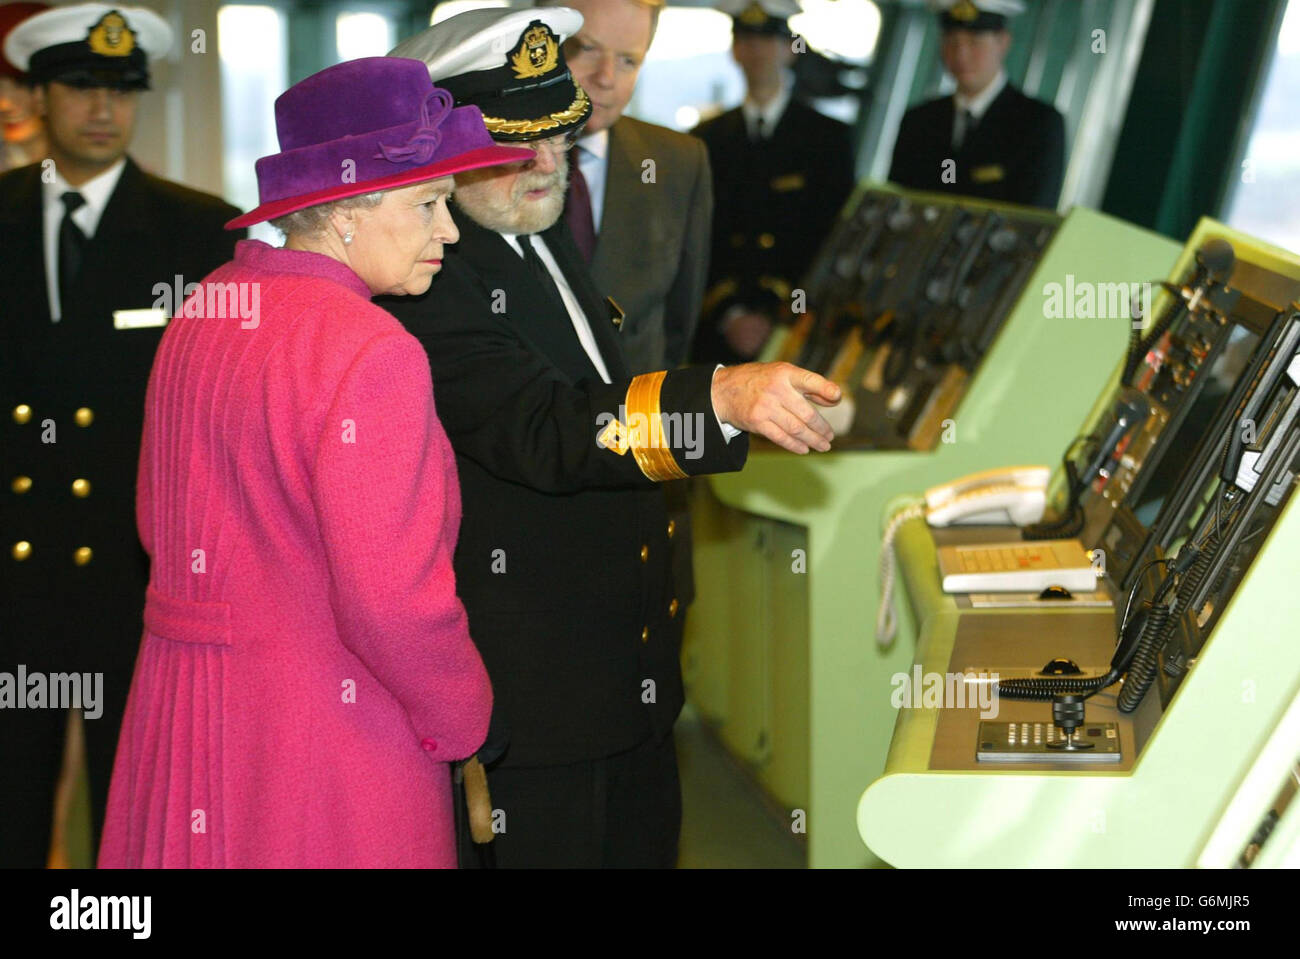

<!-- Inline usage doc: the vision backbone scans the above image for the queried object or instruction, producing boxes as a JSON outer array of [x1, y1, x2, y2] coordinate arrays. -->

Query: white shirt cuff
[[713, 364, 743, 441]]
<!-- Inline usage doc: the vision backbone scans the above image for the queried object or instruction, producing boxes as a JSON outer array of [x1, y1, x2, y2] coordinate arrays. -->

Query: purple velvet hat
[[226, 56, 531, 229]]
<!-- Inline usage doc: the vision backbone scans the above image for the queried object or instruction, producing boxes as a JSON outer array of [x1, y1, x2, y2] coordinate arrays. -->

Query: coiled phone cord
[[876, 501, 925, 648], [1115, 604, 1174, 712], [1022, 439, 1094, 541], [1116, 518, 1229, 712]]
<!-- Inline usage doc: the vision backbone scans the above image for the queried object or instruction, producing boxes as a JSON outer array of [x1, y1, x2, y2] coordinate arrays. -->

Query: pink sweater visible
[[98, 240, 491, 868]]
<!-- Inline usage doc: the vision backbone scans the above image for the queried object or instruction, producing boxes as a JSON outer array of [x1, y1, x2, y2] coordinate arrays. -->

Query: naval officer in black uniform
[[690, 0, 855, 366], [385, 6, 840, 868], [0, 3, 241, 866], [889, 0, 1066, 209]]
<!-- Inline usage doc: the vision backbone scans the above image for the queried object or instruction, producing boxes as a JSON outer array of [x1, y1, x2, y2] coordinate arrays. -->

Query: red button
[[421, 739, 438, 752]]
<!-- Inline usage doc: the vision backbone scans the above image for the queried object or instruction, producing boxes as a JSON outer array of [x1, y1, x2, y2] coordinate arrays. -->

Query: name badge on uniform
[[113, 308, 169, 330], [770, 173, 806, 192], [971, 165, 1005, 184]]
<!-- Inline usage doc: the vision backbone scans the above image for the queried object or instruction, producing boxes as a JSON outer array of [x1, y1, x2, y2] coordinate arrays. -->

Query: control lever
[[1046, 694, 1094, 751]]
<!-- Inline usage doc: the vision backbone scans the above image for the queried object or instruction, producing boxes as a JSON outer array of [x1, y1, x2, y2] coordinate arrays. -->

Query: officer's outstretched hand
[[711, 362, 842, 454]]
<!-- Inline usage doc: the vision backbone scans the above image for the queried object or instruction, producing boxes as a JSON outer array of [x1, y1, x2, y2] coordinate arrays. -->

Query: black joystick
[[1046, 693, 1094, 750]]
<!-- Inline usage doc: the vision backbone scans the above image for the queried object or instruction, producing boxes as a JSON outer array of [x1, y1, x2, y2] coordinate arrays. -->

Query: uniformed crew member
[[690, 0, 855, 366], [889, 0, 1066, 209], [385, 6, 841, 868], [0, 2, 242, 867], [0, 3, 49, 171]]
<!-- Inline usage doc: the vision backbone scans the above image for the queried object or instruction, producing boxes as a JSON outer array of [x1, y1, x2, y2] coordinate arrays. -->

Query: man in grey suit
[[542, 0, 712, 373]]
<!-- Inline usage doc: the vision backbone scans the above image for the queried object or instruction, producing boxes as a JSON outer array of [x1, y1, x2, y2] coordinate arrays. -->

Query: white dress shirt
[[499, 231, 741, 440], [501, 232, 613, 384], [952, 69, 1007, 148], [574, 128, 609, 234], [741, 69, 794, 141], [43, 157, 126, 322]]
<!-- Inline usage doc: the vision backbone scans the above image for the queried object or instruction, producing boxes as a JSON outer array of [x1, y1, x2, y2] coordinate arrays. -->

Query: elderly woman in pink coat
[[97, 57, 532, 868]]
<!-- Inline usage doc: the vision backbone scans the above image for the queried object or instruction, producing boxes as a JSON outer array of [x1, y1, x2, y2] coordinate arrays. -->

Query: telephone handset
[[876, 463, 1052, 646], [923, 465, 1050, 527]]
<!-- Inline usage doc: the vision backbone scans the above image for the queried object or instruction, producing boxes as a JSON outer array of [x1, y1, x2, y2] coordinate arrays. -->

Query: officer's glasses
[[516, 125, 585, 158]]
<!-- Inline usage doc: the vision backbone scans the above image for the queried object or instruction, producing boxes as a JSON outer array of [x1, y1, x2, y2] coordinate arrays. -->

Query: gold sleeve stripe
[[625, 371, 689, 483]]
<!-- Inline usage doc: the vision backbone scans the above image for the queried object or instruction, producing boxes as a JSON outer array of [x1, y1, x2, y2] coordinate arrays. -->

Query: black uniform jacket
[[889, 83, 1066, 209], [691, 99, 855, 365], [1, 158, 241, 669], [383, 214, 749, 768]]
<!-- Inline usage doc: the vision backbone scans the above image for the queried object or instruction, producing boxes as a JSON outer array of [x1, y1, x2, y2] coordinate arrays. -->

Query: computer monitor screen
[[1129, 323, 1260, 527]]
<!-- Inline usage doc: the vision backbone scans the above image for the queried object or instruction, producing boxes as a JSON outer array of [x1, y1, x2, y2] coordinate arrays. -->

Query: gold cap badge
[[88, 11, 136, 58], [510, 24, 558, 80], [951, 1, 980, 22], [740, 3, 769, 27]]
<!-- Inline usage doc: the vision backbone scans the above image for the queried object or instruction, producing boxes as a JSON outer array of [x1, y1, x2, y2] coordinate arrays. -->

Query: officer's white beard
[[454, 151, 569, 236]]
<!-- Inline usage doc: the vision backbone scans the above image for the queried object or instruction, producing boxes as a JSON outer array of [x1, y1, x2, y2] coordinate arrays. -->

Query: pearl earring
[[343, 231, 353, 245]]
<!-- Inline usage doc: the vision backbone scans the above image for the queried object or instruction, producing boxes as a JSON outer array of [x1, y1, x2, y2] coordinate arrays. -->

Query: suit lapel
[[590, 120, 642, 283], [543, 219, 628, 381], [0, 165, 50, 323], [72, 158, 159, 327], [454, 214, 614, 383]]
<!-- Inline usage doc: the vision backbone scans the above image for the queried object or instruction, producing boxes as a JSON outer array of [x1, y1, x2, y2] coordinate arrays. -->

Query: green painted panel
[[691, 197, 1178, 867]]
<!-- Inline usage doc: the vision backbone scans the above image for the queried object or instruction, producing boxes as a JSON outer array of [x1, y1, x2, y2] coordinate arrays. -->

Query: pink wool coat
[[98, 240, 491, 868]]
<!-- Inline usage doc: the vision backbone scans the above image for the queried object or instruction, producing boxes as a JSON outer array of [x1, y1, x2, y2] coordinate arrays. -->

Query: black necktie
[[520, 235, 569, 316], [753, 115, 766, 143], [955, 108, 977, 150], [58, 191, 88, 320]]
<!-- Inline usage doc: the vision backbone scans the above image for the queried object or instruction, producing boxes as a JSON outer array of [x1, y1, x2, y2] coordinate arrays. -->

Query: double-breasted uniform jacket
[[0, 157, 240, 863], [888, 82, 1066, 209], [589, 115, 712, 374], [691, 99, 856, 365], [383, 214, 749, 769]]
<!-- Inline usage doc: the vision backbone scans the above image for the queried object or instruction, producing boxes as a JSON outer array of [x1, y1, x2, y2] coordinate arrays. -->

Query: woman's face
[[345, 177, 459, 297], [0, 76, 40, 143]]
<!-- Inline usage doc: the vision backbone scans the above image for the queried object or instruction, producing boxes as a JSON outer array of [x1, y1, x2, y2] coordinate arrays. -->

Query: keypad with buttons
[[976, 721, 1121, 763]]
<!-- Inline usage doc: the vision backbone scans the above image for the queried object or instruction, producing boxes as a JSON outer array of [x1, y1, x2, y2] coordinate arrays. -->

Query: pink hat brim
[[225, 143, 531, 230]]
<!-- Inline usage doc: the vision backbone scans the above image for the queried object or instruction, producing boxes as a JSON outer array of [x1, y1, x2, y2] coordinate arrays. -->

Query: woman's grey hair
[[269, 191, 385, 240]]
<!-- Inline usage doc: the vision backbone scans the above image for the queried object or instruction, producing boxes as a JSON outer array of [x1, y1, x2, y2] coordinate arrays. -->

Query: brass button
[[639, 544, 648, 562], [666, 519, 676, 539], [75, 407, 94, 427], [12, 476, 33, 495], [669, 598, 679, 618], [641, 626, 649, 643], [758, 233, 776, 249], [73, 546, 93, 566], [71, 478, 91, 498], [12, 540, 32, 561], [13, 404, 32, 425]]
